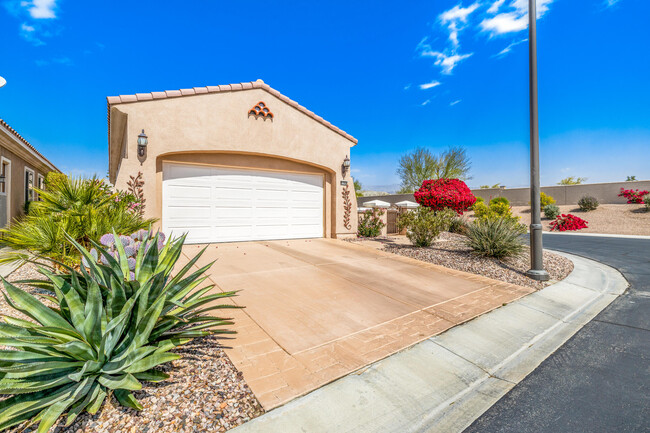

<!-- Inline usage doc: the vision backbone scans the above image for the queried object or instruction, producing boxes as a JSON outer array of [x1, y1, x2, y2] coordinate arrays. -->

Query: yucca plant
[[465, 217, 526, 258], [0, 231, 237, 432]]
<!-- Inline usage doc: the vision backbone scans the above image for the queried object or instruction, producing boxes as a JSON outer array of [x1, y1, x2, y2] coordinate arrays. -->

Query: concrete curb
[[231, 252, 628, 433], [542, 232, 650, 240]]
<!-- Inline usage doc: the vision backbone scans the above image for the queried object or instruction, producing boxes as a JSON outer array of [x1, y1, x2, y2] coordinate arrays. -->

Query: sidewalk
[[231, 251, 627, 433]]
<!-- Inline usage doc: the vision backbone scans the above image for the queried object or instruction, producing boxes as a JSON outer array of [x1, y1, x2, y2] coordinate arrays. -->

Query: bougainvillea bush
[[618, 188, 650, 204], [550, 214, 588, 231], [414, 178, 476, 215]]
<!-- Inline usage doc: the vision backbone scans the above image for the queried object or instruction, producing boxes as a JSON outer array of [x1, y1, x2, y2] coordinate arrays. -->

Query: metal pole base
[[525, 268, 550, 281]]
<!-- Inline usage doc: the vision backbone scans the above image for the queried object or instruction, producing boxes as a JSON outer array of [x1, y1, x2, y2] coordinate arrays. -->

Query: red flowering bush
[[618, 188, 650, 204], [550, 214, 588, 232], [414, 178, 476, 215]]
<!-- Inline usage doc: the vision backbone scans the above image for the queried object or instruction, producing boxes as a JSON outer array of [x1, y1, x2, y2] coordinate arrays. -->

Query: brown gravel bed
[[383, 233, 573, 290], [1, 263, 264, 433], [511, 204, 649, 235]]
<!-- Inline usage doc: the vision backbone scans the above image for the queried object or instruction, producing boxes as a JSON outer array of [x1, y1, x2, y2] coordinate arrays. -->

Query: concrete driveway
[[178, 238, 533, 409]]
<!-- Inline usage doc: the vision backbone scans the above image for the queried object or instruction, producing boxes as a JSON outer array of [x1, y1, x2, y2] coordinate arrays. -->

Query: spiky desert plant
[[465, 217, 526, 258], [0, 232, 237, 432]]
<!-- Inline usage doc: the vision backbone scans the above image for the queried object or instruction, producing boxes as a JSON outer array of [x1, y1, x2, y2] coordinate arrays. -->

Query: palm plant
[[0, 231, 237, 432], [0, 176, 154, 265]]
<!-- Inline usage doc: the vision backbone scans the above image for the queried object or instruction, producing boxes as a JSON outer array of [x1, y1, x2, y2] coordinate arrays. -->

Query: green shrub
[[0, 176, 154, 266], [448, 216, 469, 235], [644, 194, 650, 211], [474, 196, 485, 205], [489, 197, 510, 207], [0, 231, 236, 432], [543, 204, 560, 220], [44, 172, 68, 190], [472, 201, 489, 218], [487, 201, 511, 218], [465, 217, 526, 258], [398, 207, 455, 247], [578, 195, 599, 211], [358, 209, 385, 237], [540, 192, 556, 207]]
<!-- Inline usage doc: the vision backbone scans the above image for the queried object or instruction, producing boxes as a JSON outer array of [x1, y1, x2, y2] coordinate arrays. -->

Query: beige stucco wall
[[109, 88, 358, 238], [0, 129, 55, 226]]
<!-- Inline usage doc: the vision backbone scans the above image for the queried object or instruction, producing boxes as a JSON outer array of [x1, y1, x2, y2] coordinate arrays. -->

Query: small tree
[[558, 176, 587, 185], [396, 146, 471, 193], [626, 175, 637, 182], [353, 179, 363, 197], [398, 207, 455, 247]]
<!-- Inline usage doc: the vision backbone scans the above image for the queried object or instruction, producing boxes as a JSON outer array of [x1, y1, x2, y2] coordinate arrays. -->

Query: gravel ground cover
[[509, 204, 648, 235], [1, 262, 264, 433], [381, 232, 573, 290]]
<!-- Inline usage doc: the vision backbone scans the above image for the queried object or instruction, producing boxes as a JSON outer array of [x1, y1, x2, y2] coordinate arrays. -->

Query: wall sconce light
[[342, 155, 351, 175], [0, 175, 5, 185], [137, 129, 148, 157]]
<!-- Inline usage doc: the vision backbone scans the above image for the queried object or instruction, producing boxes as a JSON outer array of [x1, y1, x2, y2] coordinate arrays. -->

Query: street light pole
[[526, 0, 550, 281]]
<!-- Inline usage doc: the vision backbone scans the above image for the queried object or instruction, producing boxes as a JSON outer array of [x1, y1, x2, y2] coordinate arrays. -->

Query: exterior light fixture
[[0, 175, 5, 184], [137, 129, 148, 157], [342, 155, 351, 175]]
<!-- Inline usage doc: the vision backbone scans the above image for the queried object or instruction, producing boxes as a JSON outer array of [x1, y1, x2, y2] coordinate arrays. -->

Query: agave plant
[[0, 231, 237, 432]]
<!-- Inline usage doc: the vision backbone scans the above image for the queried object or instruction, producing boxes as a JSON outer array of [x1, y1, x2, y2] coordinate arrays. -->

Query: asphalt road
[[465, 234, 650, 433]]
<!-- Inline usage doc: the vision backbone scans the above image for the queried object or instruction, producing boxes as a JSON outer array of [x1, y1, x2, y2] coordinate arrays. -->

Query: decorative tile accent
[[342, 185, 352, 230], [126, 171, 145, 216], [248, 101, 274, 120]]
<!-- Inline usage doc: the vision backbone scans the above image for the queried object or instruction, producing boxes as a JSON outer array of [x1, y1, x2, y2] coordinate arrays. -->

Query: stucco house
[[0, 119, 60, 227], [107, 80, 358, 243]]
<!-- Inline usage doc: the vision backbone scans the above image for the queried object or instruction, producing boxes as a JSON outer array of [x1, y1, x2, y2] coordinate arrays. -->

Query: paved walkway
[[178, 238, 532, 410], [466, 234, 650, 432]]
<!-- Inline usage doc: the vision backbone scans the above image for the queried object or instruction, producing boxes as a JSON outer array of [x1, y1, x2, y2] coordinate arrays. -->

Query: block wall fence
[[359, 180, 650, 207]]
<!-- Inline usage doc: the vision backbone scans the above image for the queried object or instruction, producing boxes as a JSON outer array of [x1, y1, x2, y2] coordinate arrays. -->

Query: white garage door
[[162, 162, 324, 244]]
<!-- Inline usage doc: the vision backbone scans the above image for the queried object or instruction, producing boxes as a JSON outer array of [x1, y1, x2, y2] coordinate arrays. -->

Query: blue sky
[[1, 0, 648, 191]]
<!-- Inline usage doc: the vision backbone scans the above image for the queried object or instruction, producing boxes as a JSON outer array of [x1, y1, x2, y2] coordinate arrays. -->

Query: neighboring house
[[107, 79, 358, 244], [0, 119, 60, 227]]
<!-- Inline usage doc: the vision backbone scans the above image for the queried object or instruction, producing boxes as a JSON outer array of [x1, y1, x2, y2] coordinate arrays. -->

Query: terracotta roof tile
[[106, 80, 358, 145], [0, 118, 59, 172]]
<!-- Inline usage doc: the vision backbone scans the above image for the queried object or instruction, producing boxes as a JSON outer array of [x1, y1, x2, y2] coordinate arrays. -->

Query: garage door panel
[[163, 163, 324, 244]]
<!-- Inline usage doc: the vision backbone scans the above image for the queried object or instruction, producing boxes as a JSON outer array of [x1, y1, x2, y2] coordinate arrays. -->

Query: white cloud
[[439, 2, 480, 47], [421, 99, 431, 106], [404, 83, 412, 90], [420, 49, 473, 74], [487, 0, 506, 14], [21, 22, 35, 32], [450, 100, 462, 106], [495, 38, 528, 57], [481, 0, 555, 35], [419, 80, 441, 90], [604, 0, 621, 7], [19, 22, 45, 45], [23, 0, 57, 19]]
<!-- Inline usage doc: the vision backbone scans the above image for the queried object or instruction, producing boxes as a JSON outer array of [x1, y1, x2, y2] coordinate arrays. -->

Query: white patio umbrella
[[395, 200, 419, 209], [357, 207, 371, 212], [362, 200, 391, 208]]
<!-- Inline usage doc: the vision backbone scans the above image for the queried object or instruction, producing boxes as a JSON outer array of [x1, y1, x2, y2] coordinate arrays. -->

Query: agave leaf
[[97, 373, 141, 391], [2, 278, 74, 331], [0, 361, 84, 378], [0, 374, 74, 395], [101, 345, 158, 374], [82, 278, 103, 349], [36, 377, 94, 433], [112, 229, 131, 278], [0, 383, 76, 430], [2, 315, 38, 328], [133, 369, 169, 382], [52, 340, 96, 361], [114, 389, 143, 410], [124, 352, 180, 374], [65, 380, 100, 426]]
